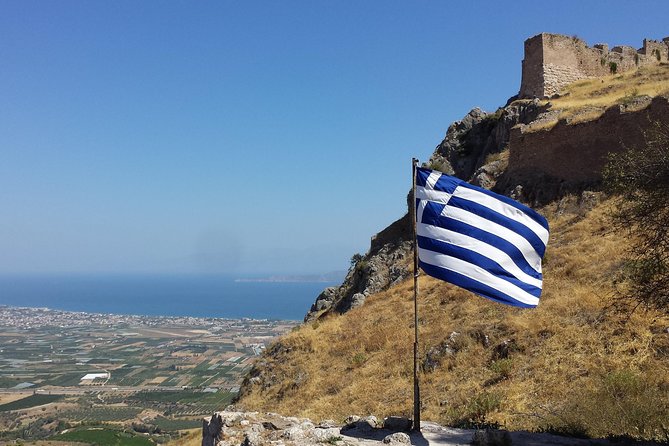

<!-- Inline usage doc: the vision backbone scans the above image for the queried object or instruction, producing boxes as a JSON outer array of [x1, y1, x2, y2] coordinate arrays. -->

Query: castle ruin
[[519, 33, 669, 99]]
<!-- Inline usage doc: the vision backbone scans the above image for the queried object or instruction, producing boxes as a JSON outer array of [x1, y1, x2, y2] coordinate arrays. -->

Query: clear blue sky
[[1, 1, 667, 275]]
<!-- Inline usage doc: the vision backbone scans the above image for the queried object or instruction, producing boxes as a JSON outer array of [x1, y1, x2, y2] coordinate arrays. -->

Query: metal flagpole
[[411, 157, 421, 432]]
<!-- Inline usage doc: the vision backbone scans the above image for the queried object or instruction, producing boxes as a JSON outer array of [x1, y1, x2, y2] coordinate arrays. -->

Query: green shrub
[[603, 122, 669, 313], [349, 253, 363, 270], [451, 392, 502, 429], [620, 88, 640, 106], [540, 418, 589, 439], [355, 260, 368, 275], [484, 108, 504, 122], [427, 159, 450, 174], [542, 371, 669, 440], [350, 353, 367, 367], [609, 62, 618, 74], [489, 359, 513, 379], [456, 129, 475, 156]]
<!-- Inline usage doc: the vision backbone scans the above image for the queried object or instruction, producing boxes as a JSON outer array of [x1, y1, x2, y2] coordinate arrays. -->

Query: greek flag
[[415, 167, 549, 308]]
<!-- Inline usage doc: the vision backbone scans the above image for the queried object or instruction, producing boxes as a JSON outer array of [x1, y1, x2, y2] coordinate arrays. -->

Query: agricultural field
[[55, 427, 157, 446], [0, 306, 297, 443], [0, 394, 63, 411]]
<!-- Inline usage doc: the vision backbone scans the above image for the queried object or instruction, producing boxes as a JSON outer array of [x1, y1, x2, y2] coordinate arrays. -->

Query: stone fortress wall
[[505, 95, 669, 203], [520, 33, 669, 98]]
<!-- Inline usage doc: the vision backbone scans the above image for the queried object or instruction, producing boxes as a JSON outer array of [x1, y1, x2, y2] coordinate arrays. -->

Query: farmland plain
[[0, 306, 297, 444]]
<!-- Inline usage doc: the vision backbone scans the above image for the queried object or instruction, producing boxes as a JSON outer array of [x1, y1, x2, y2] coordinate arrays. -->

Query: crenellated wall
[[520, 33, 669, 99]]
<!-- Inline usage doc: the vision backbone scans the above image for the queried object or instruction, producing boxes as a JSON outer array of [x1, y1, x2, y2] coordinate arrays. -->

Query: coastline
[[0, 275, 334, 321]]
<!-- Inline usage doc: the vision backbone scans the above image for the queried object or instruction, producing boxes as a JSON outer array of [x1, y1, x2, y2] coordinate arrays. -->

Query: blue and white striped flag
[[415, 167, 549, 308]]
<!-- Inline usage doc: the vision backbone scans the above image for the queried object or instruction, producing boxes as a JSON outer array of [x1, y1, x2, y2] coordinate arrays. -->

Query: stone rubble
[[202, 411, 627, 446]]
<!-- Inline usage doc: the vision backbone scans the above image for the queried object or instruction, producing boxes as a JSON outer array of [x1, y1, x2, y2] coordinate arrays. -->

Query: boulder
[[383, 432, 411, 444], [310, 427, 342, 442], [344, 415, 360, 425], [364, 415, 379, 428], [240, 432, 261, 446], [317, 419, 337, 428], [261, 421, 279, 431], [423, 332, 462, 372], [304, 287, 338, 322], [471, 158, 508, 189], [350, 293, 367, 309], [283, 425, 306, 441], [342, 415, 376, 432]]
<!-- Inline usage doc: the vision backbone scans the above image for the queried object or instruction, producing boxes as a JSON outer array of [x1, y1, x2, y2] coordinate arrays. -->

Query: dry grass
[[524, 119, 559, 133], [238, 198, 669, 439], [553, 64, 669, 110], [483, 148, 509, 167], [524, 64, 669, 132], [165, 428, 200, 446]]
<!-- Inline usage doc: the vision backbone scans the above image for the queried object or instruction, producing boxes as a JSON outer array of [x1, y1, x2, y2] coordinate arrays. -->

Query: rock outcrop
[[304, 213, 412, 321], [303, 90, 669, 323], [428, 99, 544, 183], [202, 411, 627, 446], [304, 99, 545, 322]]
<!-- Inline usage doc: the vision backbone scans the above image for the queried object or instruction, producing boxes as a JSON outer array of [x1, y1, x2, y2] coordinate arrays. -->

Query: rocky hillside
[[237, 64, 669, 441], [304, 64, 669, 323], [303, 98, 546, 323]]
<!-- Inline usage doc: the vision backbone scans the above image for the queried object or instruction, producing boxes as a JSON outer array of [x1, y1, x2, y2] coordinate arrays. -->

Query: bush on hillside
[[543, 370, 669, 441], [349, 253, 363, 270], [603, 122, 669, 313]]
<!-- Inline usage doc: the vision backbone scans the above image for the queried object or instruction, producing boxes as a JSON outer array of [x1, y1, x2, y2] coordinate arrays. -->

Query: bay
[[0, 275, 333, 321]]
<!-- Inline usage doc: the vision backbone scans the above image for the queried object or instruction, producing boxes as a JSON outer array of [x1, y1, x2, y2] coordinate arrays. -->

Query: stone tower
[[519, 33, 669, 99]]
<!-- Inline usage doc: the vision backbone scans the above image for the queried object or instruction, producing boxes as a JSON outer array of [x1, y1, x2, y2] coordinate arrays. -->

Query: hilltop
[[237, 198, 669, 438], [233, 35, 669, 442], [299, 61, 669, 323]]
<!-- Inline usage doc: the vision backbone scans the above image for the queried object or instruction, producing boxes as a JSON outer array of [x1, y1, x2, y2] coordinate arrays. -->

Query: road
[[0, 385, 201, 396]]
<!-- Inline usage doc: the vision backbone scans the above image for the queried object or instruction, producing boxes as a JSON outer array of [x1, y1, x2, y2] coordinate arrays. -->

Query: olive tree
[[603, 122, 669, 312]]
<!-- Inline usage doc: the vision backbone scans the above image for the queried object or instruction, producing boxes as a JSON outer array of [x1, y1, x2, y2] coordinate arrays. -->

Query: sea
[[0, 275, 336, 321]]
